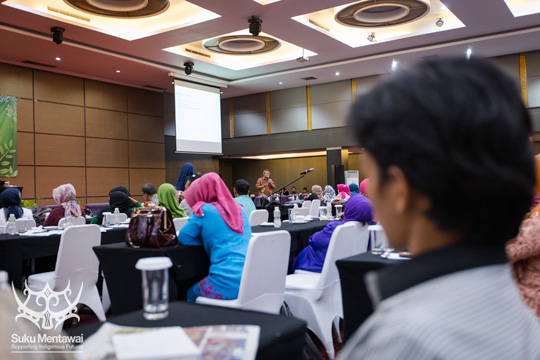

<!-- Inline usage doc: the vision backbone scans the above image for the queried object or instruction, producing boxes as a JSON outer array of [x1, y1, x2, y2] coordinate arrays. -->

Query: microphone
[[300, 168, 314, 175]]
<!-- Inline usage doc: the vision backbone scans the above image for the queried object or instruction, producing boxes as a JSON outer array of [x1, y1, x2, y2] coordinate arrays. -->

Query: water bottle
[[64, 208, 73, 228], [113, 207, 120, 225], [292, 203, 299, 222], [0, 271, 9, 291], [273, 207, 281, 228], [326, 202, 332, 219], [6, 214, 16, 235]]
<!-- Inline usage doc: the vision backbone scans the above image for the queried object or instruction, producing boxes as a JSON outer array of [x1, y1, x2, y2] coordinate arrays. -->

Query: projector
[[296, 56, 310, 63]]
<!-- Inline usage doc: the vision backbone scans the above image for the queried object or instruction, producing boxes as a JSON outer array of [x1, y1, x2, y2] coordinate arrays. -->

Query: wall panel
[[34, 70, 84, 106], [86, 138, 129, 168], [127, 88, 163, 116], [35, 167, 86, 198], [129, 141, 165, 169], [86, 168, 129, 196], [86, 108, 128, 139], [85, 80, 127, 112], [17, 99, 34, 132], [0, 63, 33, 99], [16, 166, 35, 199], [35, 134, 85, 166], [128, 114, 164, 143], [233, 113, 267, 137], [35, 102, 84, 136], [129, 169, 166, 196], [17, 132, 34, 165]]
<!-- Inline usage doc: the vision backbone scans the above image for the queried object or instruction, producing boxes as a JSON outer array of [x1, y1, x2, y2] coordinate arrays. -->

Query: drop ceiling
[[1, 0, 540, 98]]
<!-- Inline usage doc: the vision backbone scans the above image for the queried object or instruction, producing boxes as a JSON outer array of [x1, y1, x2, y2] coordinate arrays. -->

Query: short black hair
[[142, 183, 157, 195], [186, 172, 202, 187], [349, 57, 534, 246], [234, 179, 250, 195]]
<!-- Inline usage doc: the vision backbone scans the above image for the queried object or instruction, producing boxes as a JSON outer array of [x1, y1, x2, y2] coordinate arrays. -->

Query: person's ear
[[385, 166, 430, 215]]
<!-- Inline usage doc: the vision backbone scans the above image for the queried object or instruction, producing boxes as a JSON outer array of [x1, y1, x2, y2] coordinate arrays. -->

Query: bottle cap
[[9, 214, 15, 220], [136, 257, 173, 271], [0, 271, 8, 283]]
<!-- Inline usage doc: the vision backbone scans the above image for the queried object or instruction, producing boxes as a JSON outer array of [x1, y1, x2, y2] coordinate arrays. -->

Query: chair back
[[58, 216, 85, 228], [236, 230, 291, 313], [309, 199, 321, 217], [15, 218, 36, 232], [298, 207, 310, 217], [317, 222, 357, 288], [102, 213, 128, 225], [249, 209, 268, 226], [350, 221, 370, 255], [302, 200, 311, 209], [53, 225, 101, 291], [173, 217, 189, 233]]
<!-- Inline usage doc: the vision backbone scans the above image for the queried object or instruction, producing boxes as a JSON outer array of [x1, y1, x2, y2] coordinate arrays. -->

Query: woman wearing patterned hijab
[[44, 183, 84, 226], [323, 185, 336, 204]]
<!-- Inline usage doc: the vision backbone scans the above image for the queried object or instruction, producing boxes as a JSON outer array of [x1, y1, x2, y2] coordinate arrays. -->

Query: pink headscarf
[[53, 183, 81, 217], [337, 184, 351, 198], [185, 172, 244, 234], [360, 178, 370, 197]]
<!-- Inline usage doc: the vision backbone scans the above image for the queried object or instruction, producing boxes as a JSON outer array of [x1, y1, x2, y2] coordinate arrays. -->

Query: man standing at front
[[256, 169, 275, 197]]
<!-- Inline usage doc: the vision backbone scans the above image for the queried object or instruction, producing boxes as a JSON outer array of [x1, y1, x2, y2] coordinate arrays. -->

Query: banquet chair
[[298, 207, 310, 217], [8, 218, 36, 233], [284, 222, 358, 359], [102, 213, 128, 225], [249, 209, 268, 226], [173, 217, 189, 233], [351, 222, 370, 255], [58, 216, 86, 228], [302, 200, 311, 209], [196, 230, 291, 314], [27, 225, 106, 329], [309, 199, 321, 218]]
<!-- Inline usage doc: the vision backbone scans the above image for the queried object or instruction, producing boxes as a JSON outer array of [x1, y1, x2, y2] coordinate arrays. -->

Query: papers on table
[[258, 222, 275, 226], [381, 252, 411, 260], [76, 323, 260, 360]]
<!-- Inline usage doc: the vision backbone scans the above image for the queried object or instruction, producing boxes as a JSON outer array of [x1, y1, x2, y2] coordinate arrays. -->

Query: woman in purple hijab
[[292, 194, 373, 273]]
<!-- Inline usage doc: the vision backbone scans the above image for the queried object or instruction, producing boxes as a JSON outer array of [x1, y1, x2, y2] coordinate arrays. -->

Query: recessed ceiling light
[[116, 70, 121, 73], [392, 59, 398, 70], [466, 48, 472, 59], [220, 91, 223, 94], [335, 71, 340, 76], [55, 57, 61, 61], [279, 82, 283, 85]]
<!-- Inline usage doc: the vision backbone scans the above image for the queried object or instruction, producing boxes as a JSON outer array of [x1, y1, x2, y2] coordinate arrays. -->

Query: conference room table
[[69, 301, 307, 360], [336, 252, 401, 342], [0, 226, 128, 289], [95, 220, 328, 316]]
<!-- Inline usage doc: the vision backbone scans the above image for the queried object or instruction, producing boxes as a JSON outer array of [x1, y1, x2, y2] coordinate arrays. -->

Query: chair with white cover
[[298, 207, 310, 217], [351, 221, 370, 255], [27, 225, 106, 329], [249, 209, 268, 226], [196, 230, 291, 314], [302, 200, 312, 209], [12, 218, 36, 232], [284, 222, 358, 359], [309, 199, 321, 218], [101, 213, 128, 225], [173, 217, 189, 233], [58, 216, 85, 228]]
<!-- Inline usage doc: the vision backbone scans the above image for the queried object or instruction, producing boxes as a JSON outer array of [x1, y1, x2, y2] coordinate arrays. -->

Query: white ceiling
[[1, 0, 540, 98]]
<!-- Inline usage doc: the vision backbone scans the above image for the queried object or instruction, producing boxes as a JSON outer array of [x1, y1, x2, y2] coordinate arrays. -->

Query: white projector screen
[[174, 79, 222, 154]]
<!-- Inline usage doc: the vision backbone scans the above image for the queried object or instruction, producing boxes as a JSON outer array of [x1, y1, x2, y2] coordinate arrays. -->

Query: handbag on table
[[125, 207, 178, 248]]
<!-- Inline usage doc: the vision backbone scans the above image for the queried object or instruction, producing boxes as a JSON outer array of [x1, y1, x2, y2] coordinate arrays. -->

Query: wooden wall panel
[[85, 196, 109, 205], [129, 141, 165, 168], [0, 63, 32, 99], [17, 132, 34, 165], [128, 114, 164, 143], [86, 108, 128, 139], [86, 168, 129, 197], [129, 169, 166, 196], [35, 134, 85, 166], [16, 165, 35, 199], [127, 88, 163, 116], [85, 80, 127, 112], [35, 102, 84, 136], [86, 138, 129, 168], [17, 99, 34, 132], [34, 71, 84, 106], [35, 167, 86, 198]]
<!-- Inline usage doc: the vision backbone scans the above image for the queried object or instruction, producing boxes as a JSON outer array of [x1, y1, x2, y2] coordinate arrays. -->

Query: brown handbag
[[125, 207, 179, 248]]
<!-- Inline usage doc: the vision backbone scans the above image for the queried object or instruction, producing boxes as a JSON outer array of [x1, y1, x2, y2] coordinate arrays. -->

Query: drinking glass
[[136, 257, 173, 320]]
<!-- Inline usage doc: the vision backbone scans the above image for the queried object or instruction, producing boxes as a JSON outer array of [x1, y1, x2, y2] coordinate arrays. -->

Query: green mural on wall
[[0, 95, 17, 177]]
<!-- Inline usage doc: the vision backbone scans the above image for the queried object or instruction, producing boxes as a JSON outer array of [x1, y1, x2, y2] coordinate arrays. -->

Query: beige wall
[[0, 62, 165, 206]]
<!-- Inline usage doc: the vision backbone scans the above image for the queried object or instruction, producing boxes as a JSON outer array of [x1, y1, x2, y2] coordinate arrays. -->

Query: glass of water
[[135, 257, 173, 320]]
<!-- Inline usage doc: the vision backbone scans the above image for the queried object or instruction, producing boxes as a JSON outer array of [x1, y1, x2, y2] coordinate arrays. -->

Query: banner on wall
[[0, 95, 17, 177]]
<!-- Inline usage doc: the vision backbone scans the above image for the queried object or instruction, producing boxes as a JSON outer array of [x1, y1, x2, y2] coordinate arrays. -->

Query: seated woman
[[179, 173, 202, 217], [43, 183, 84, 226], [0, 188, 33, 232], [304, 185, 324, 203], [323, 185, 336, 204], [109, 186, 142, 209], [179, 173, 251, 302], [157, 183, 186, 218], [292, 194, 373, 273], [335, 184, 351, 202], [91, 191, 133, 224], [349, 183, 360, 195], [175, 162, 194, 191]]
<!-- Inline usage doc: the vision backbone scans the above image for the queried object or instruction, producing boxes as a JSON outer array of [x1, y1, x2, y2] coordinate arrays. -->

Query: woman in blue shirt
[[179, 172, 251, 302]]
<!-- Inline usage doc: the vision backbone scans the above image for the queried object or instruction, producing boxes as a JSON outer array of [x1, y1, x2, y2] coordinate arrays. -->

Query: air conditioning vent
[[47, 7, 90, 22], [143, 85, 166, 91], [308, 19, 330, 32], [301, 76, 317, 81], [185, 48, 211, 58]]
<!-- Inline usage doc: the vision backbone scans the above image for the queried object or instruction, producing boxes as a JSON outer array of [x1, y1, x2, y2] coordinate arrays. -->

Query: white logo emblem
[[12, 281, 83, 330]]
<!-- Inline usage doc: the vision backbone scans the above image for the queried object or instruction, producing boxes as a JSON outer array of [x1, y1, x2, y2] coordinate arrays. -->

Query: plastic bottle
[[273, 207, 281, 228], [6, 214, 17, 235], [292, 203, 299, 222], [326, 202, 332, 219], [113, 207, 120, 225], [0, 271, 9, 291]]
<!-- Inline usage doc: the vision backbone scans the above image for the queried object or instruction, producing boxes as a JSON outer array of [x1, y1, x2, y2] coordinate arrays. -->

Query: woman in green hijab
[[158, 183, 187, 218]]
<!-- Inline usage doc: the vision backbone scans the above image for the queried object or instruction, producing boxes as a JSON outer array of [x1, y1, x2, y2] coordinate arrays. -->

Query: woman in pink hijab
[[335, 184, 351, 201], [179, 173, 251, 302], [360, 178, 370, 197]]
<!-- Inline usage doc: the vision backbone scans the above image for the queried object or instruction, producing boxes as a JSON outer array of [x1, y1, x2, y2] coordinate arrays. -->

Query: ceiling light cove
[[163, 30, 317, 71], [292, 0, 464, 48], [504, 0, 540, 17], [3, 0, 220, 41]]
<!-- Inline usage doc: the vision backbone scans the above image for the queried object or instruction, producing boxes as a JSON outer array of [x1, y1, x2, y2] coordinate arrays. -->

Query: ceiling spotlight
[[367, 32, 376, 42], [435, 18, 444, 27], [392, 59, 398, 70], [278, 82, 283, 85], [335, 72, 340, 76], [466, 48, 472, 59], [51, 27, 65, 45], [116, 70, 121, 73], [249, 16, 262, 37], [55, 57, 61, 61], [184, 61, 194, 75]]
